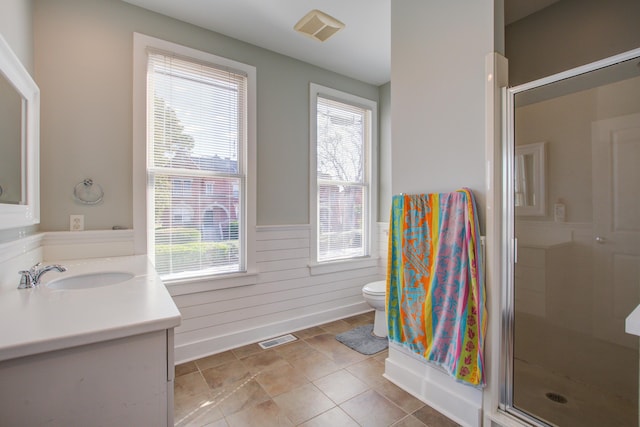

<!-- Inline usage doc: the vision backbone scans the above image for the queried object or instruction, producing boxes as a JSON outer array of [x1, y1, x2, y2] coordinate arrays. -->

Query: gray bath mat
[[335, 324, 389, 355]]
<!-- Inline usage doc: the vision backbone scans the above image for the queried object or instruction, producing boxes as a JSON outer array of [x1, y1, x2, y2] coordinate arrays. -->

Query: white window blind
[[146, 50, 247, 280], [316, 96, 370, 262]]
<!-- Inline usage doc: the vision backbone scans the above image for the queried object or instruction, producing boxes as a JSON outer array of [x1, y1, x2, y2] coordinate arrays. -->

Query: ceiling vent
[[294, 9, 345, 42]]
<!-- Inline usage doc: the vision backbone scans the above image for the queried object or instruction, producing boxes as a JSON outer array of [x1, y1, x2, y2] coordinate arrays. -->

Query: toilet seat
[[363, 280, 386, 296]]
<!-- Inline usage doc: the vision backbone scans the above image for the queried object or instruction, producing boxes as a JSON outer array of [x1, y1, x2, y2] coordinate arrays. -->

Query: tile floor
[[174, 312, 460, 426]]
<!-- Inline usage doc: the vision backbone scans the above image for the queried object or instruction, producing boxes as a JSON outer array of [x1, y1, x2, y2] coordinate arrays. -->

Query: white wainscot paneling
[[173, 225, 386, 363]]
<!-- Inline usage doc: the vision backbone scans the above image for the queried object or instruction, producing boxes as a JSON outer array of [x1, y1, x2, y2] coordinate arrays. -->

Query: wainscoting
[[172, 224, 387, 363]]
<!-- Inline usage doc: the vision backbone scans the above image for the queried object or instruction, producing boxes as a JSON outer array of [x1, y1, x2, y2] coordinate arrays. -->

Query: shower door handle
[[595, 236, 606, 244]]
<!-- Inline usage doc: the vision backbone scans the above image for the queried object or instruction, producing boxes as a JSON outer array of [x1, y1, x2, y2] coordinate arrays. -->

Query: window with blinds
[[146, 50, 247, 280], [315, 93, 372, 263]]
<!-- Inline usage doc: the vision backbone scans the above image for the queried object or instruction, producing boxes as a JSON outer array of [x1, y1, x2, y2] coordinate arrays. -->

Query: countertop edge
[[0, 313, 181, 363]]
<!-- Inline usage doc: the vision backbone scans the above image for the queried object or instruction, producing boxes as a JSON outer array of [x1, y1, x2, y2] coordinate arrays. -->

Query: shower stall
[[502, 48, 640, 427]]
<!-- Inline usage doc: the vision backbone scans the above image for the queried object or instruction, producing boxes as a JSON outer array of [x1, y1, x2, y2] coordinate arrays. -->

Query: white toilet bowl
[[362, 280, 387, 338]]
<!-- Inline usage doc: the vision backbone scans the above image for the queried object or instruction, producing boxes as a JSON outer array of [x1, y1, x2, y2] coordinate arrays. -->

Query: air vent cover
[[294, 9, 345, 42], [258, 334, 298, 349]]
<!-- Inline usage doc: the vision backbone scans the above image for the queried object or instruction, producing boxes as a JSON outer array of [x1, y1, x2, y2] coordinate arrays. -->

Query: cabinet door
[[0, 330, 170, 427]]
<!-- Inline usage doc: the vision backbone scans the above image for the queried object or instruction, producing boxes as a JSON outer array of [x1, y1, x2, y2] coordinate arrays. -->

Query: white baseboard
[[174, 301, 371, 364], [384, 343, 483, 427]]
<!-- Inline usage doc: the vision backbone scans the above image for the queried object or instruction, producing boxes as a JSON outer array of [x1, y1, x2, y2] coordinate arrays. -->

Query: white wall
[[389, 1, 496, 426], [33, 0, 381, 231], [378, 82, 392, 220], [390, 1, 493, 227]]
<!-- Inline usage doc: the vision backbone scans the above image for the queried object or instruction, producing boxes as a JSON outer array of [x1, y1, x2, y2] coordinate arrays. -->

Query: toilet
[[362, 280, 387, 338]]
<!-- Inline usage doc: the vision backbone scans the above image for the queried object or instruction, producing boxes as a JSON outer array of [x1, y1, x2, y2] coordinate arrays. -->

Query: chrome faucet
[[18, 263, 67, 289]]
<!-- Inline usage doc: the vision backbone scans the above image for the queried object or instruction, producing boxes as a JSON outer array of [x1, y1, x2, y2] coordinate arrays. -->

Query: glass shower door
[[506, 49, 640, 427]]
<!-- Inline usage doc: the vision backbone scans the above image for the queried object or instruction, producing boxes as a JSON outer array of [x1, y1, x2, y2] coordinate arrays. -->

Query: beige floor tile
[[256, 363, 310, 397], [373, 348, 389, 363], [411, 405, 460, 427], [298, 407, 360, 427], [175, 371, 210, 399], [373, 380, 425, 413], [391, 414, 428, 427], [225, 399, 294, 427], [340, 389, 407, 427], [175, 314, 462, 427], [232, 343, 263, 359], [305, 333, 345, 353], [344, 311, 375, 326], [195, 351, 238, 371], [313, 369, 370, 404], [293, 326, 326, 339], [288, 349, 344, 381], [215, 378, 271, 417], [328, 346, 370, 366], [320, 319, 354, 334], [274, 340, 316, 361], [273, 383, 336, 425], [240, 350, 289, 374], [201, 360, 252, 390], [174, 391, 225, 427], [175, 361, 199, 377], [192, 419, 229, 427], [346, 357, 387, 387], [306, 333, 368, 365]]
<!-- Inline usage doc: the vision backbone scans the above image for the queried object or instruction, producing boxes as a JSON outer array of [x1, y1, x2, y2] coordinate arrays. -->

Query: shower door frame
[[500, 47, 640, 427]]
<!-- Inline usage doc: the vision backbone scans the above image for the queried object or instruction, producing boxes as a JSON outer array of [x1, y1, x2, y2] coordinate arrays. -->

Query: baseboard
[[174, 301, 371, 364], [384, 343, 483, 427]]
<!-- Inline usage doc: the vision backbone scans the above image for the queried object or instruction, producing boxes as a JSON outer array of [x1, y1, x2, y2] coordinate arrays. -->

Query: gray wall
[[390, 0, 494, 228], [34, 0, 381, 231], [506, 0, 640, 86], [0, 0, 33, 73]]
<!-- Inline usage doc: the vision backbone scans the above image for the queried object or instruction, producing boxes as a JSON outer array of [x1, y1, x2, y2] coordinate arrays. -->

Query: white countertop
[[0, 255, 181, 362], [626, 304, 640, 337]]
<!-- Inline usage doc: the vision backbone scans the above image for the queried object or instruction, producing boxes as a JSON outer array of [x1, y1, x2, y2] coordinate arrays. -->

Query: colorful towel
[[387, 188, 486, 387]]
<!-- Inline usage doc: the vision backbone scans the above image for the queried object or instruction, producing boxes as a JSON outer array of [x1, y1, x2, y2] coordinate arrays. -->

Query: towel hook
[[73, 178, 104, 205]]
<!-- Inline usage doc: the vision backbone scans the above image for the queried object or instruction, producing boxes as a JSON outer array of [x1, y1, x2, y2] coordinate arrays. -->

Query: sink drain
[[545, 392, 568, 404]]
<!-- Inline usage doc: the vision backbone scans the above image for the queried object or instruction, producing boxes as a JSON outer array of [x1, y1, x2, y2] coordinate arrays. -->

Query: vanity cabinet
[[0, 329, 175, 426], [0, 255, 181, 426], [515, 242, 570, 318]]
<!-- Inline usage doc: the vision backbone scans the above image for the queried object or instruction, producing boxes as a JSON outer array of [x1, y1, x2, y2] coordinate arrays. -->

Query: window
[[204, 182, 215, 196], [134, 34, 256, 283], [310, 84, 377, 266], [172, 179, 192, 198]]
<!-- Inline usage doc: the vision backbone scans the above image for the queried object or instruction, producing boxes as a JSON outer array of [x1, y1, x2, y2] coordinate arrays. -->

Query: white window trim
[[308, 83, 378, 275], [132, 33, 257, 288]]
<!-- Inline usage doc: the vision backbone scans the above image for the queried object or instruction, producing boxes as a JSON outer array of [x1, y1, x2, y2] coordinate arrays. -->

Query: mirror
[[0, 34, 39, 228], [514, 141, 546, 216]]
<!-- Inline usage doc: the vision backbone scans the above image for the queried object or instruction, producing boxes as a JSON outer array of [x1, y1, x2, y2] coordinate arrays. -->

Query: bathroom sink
[[47, 272, 134, 290]]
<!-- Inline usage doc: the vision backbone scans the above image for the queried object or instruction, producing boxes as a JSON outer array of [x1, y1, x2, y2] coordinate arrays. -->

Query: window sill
[[308, 256, 380, 276], [164, 270, 258, 296]]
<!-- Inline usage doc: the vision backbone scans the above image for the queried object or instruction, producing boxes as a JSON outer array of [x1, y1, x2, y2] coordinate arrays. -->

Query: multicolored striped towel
[[387, 188, 486, 387]]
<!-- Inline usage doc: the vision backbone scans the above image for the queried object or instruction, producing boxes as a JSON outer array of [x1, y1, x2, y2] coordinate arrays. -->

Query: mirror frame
[[0, 34, 39, 229], [514, 141, 546, 216]]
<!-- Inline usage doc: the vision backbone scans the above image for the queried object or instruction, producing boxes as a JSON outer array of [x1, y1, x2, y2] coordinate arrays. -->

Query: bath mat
[[335, 324, 388, 355]]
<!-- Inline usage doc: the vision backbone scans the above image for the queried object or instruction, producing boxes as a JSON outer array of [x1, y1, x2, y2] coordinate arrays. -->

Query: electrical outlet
[[70, 214, 84, 231]]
